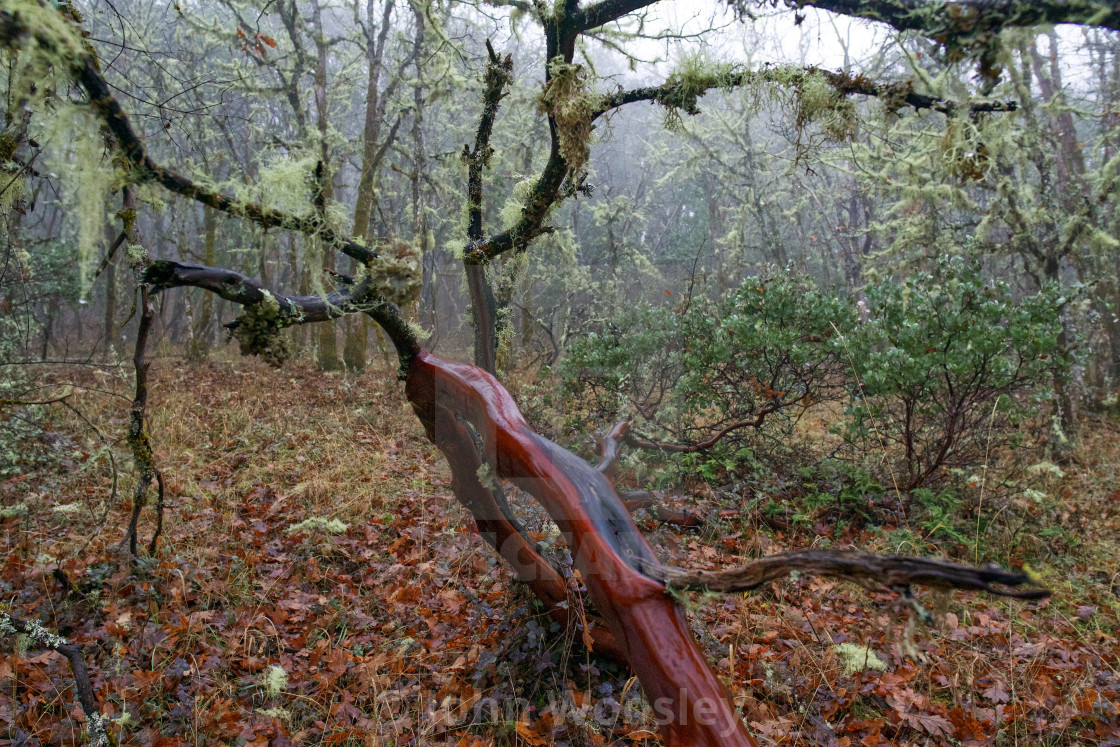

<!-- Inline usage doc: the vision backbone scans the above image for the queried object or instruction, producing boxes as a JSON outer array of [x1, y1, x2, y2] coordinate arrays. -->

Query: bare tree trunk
[[311, 0, 341, 372], [188, 206, 217, 360], [101, 221, 117, 357], [407, 0, 427, 325], [120, 188, 164, 556]]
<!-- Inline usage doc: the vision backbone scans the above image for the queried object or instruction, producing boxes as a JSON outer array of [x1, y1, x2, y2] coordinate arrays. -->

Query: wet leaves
[[1, 360, 1118, 744]]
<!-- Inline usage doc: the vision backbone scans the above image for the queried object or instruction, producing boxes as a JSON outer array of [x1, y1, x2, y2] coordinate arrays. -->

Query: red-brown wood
[[406, 350, 757, 746]]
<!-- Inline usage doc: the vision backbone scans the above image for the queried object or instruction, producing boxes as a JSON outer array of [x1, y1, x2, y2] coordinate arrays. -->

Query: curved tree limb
[[407, 349, 759, 745], [626, 401, 784, 453], [0, 612, 109, 747], [441, 410, 627, 659], [143, 260, 420, 368], [776, 0, 1120, 37], [574, 0, 663, 32], [404, 349, 1047, 744], [145, 261, 379, 325], [642, 549, 1048, 597]]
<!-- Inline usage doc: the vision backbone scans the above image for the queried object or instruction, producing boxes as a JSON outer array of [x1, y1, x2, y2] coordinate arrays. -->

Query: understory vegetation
[[2, 353, 1118, 744]]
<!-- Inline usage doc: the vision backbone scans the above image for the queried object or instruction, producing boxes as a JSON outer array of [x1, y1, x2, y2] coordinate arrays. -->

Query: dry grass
[[1, 350, 1118, 745]]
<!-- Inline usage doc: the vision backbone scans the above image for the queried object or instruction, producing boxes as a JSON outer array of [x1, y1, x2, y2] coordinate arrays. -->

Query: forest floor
[[2, 352, 1119, 746]]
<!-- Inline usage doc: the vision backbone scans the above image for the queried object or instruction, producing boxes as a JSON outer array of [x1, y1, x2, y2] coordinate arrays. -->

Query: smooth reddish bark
[[406, 350, 757, 746]]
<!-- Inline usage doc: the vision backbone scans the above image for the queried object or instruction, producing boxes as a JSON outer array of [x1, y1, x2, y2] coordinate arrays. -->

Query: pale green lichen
[[539, 58, 604, 176], [834, 643, 888, 675], [86, 713, 110, 747], [39, 106, 115, 296], [125, 243, 148, 270], [0, 502, 28, 519], [475, 462, 502, 494], [252, 150, 322, 215], [498, 178, 537, 231], [407, 320, 432, 341], [261, 664, 289, 696], [285, 516, 348, 535], [659, 53, 738, 131], [793, 70, 858, 142], [363, 242, 423, 307], [258, 707, 291, 721], [0, 613, 69, 651], [1028, 460, 1065, 479], [230, 289, 294, 367]]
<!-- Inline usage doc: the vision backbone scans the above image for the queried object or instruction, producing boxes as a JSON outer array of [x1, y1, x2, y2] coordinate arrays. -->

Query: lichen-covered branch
[[0, 612, 109, 747], [594, 64, 1017, 122], [574, 0, 662, 32], [774, 0, 1120, 37], [143, 260, 421, 368], [119, 188, 164, 557], [462, 41, 514, 373]]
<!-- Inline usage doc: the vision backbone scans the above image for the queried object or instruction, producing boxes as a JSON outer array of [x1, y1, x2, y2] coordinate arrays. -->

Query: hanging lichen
[[362, 240, 423, 307], [498, 178, 537, 231], [940, 115, 990, 182], [791, 70, 859, 143], [658, 53, 738, 132], [38, 106, 115, 297], [230, 290, 295, 367], [252, 149, 324, 215], [539, 57, 603, 177]]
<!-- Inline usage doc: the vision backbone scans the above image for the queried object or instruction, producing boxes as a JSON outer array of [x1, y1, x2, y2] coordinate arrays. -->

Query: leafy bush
[[562, 257, 1065, 505], [840, 255, 1065, 492], [562, 271, 856, 471]]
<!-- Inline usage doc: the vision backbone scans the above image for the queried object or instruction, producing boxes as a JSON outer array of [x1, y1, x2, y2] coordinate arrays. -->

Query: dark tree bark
[[0, 613, 109, 747], [119, 189, 165, 557], [188, 206, 217, 360]]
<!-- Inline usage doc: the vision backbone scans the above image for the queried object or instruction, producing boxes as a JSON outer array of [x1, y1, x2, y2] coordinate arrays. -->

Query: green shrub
[[562, 270, 857, 475], [840, 254, 1065, 492], [561, 256, 1065, 511]]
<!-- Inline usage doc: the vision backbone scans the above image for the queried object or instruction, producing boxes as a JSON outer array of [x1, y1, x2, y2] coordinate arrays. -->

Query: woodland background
[[1, 0, 1119, 744]]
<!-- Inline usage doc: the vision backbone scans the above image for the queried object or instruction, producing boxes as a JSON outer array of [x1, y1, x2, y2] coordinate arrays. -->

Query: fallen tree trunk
[[406, 350, 757, 744]]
